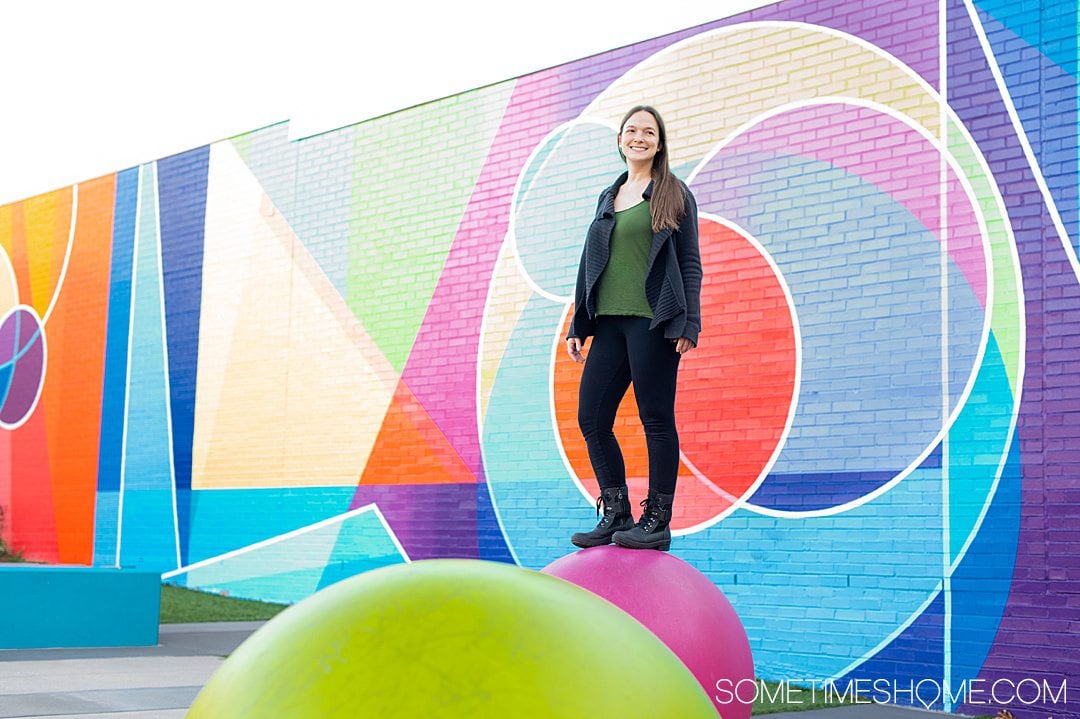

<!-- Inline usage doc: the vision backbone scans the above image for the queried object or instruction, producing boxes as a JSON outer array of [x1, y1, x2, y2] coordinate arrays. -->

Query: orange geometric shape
[[360, 379, 477, 486], [42, 177, 116, 563], [676, 220, 797, 498], [192, 142, 398, 488]]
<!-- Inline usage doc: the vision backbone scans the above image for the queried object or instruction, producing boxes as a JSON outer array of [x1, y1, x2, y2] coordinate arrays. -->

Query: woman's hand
[[567, 337, 585, 364], [675, 337, 696, 354]]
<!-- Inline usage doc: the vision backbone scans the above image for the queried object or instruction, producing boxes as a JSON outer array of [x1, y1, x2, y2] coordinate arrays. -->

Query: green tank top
[[596, 200, 653, 319]]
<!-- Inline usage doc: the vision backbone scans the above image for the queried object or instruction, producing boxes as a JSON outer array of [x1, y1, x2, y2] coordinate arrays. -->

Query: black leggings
[[578, 316, 681, 494]]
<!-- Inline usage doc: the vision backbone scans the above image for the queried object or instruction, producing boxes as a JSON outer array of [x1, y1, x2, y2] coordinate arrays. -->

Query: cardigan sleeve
[[567, 241, 592, 339], [566, 191, 607, 340], [676, 184, 702, 344]]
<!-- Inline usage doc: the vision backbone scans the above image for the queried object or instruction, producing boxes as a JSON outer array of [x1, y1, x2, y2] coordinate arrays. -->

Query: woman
[[567, 105, 702, 552]]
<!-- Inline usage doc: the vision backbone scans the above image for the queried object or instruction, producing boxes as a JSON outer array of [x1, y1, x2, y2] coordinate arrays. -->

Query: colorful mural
[[0, 0, 1076, 716]]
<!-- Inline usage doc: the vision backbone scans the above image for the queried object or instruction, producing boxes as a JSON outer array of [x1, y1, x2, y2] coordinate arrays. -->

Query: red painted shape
[[0, 431, 11, 549], [675, 220, 797, 506], [9, 408, 58, 563], [555, 218, 796, 529]]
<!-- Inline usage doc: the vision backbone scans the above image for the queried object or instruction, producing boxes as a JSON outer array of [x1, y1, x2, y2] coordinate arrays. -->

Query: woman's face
[[619, 110, 661, 165]]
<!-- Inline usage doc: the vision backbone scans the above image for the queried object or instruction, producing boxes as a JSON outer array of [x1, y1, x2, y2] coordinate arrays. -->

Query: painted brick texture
[[0, 1, 1076, 717]]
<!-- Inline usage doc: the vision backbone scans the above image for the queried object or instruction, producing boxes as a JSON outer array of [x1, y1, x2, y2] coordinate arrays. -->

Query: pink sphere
[[542, 546, 754, 719]]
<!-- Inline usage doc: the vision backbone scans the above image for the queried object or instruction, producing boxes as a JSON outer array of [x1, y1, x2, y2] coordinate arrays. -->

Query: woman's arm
[[676, 185, 702, 346], [567, 241, 591, 341]]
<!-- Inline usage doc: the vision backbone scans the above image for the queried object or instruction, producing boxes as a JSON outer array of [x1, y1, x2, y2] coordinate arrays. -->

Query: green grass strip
[[160, 585, 288, 624]]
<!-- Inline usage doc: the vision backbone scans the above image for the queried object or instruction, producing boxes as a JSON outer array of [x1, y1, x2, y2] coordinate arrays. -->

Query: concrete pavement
[[0, 622, 259, 719], [0, 622, 954, 719]]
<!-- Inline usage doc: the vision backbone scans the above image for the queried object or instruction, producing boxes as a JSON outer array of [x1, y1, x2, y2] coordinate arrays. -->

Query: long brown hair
[[618, 105, 686, 232]]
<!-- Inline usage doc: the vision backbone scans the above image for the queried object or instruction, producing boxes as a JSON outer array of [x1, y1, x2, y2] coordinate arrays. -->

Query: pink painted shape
[[731, 104, 988, 307], [398, 72, 564, 479]]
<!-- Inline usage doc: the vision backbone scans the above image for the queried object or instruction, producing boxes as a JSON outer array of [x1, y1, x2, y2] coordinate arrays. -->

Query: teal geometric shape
[[184, 487, 357, 564], [170, 507, 406, 605], [512, 121, 623, 297], [119, 162, 179, 572], [317, 514, 410, 591], [946, 332, 1015, 564], [482, 295, 584, 570], [948, 431, 1021, 691]]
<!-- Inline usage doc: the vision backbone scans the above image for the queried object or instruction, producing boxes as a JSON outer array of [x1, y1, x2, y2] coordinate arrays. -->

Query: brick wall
[[0, 0, 1076, 716]]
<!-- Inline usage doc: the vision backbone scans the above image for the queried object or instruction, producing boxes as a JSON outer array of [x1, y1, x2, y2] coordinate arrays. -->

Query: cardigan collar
[[600, 171, 655, 218], [593, 171, 674, 279]]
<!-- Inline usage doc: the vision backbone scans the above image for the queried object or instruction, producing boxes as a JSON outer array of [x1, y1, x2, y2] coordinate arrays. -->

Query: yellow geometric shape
[[478, 242, 535, 425], [584, 23, 940, 169], [0, 242, 16, 315], [192, 142, 398, 488], [19, 189, 73, 319]]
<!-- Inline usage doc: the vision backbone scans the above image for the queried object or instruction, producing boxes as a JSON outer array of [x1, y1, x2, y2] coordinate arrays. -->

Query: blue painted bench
[[0, 565, 160, 649]]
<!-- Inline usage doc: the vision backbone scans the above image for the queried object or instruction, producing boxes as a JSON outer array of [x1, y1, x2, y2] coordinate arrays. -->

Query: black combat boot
[[571, 485, 635, 548], [612, 490, 674, 551]]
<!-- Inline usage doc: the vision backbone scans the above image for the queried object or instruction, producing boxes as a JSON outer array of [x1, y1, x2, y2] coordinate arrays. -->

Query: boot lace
[[594, 491, 624, 529], [637, 497, 667, 533]]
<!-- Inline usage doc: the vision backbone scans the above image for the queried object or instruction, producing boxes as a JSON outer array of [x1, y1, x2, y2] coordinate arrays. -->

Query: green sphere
[[188, 559, 717, 718]]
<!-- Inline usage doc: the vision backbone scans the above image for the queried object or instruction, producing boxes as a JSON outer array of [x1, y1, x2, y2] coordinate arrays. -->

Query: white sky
[[1, 0, 772, 206]]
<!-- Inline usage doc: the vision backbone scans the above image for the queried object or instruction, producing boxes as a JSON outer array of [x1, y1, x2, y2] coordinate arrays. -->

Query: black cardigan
[[567, 172, 702, 345]]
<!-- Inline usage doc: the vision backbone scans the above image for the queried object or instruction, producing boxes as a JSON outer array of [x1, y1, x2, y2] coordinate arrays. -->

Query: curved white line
[[42, 184, 78, 327], [577, 20, 950, 134], [680, 96, 1003, 519], [476, 238, 524, 566], [550, 299, 598, 507], [483, 19, 1026, 564], [530, 102, 1017, 527], [782, 105, 1030, 681], [674, 213, 803, 535], [564, 15, 1021, 524], [560, 20, 969, 523], [507, 117, 621, 303], [827, 580, 945, 681]]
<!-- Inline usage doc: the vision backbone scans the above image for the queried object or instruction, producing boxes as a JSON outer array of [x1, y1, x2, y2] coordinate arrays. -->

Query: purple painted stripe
[[948, 0, 1080, 716], [350, 483, 483, 561]]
